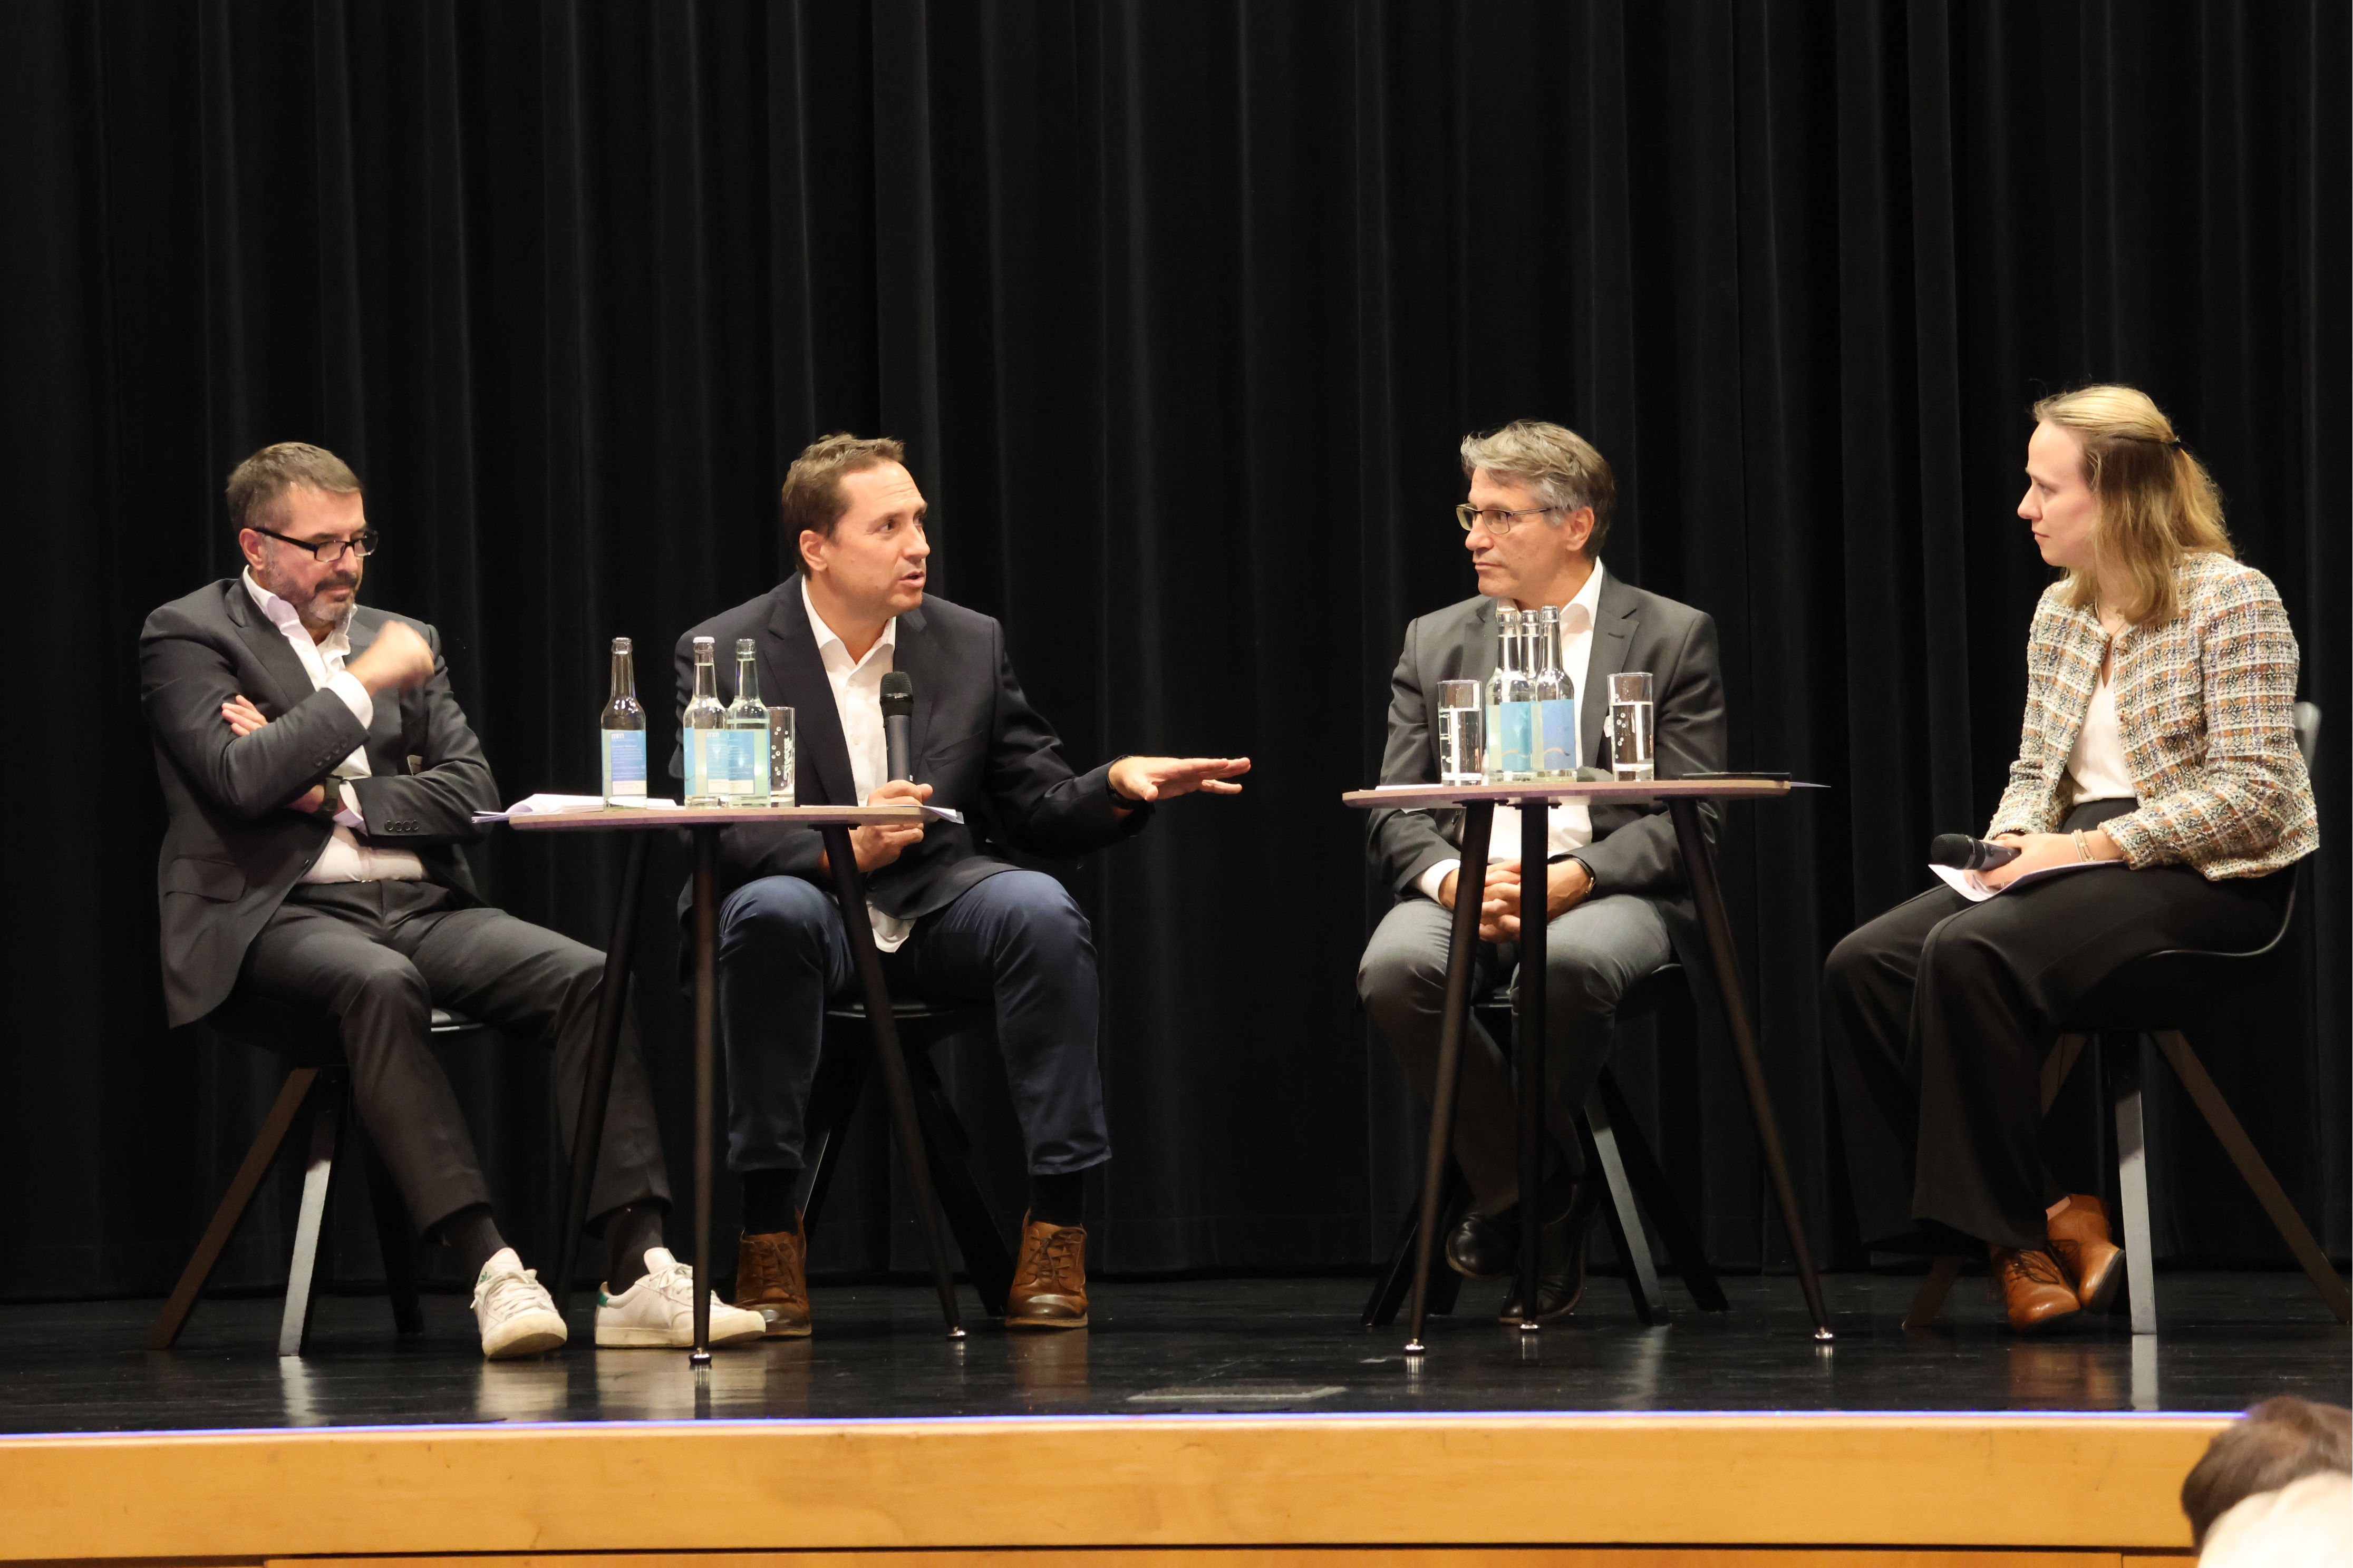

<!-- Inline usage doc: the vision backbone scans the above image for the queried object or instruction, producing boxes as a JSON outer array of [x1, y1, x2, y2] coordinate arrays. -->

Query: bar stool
[[1364, 962, 1728, 1327], [1905, 703, 2349, 1333], [797, 996, 1020, 1316], [148, 1001, 489, 1356]]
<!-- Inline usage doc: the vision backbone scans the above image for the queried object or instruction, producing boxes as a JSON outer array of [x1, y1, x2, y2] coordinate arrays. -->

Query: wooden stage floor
[[0, 1272, 2342, 1566]]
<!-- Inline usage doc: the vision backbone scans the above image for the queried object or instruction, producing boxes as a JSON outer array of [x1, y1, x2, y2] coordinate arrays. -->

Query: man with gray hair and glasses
[[141, 441, 761, 1359], [1357, 420, 1727, 1323]]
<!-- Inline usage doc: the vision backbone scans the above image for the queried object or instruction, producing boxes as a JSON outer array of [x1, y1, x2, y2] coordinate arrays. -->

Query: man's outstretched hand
[[1107, 756, 1251, 812]]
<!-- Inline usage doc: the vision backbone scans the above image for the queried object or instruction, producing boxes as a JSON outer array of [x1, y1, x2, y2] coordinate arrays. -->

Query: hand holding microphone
[[847, 671, 926, 874]]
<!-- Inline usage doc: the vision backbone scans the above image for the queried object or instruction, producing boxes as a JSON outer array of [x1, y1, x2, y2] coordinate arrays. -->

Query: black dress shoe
[[1498, 1184, 1604, 1324], [1445, 1207, 1518, 1280]]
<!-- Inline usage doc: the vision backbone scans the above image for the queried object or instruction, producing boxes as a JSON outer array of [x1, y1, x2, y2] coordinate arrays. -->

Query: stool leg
[[149, 1068, 319, 1351], [908, 1046, 1016, 1317], [798, 1036, 871, 1239], [2109, 1035, 2157, 1336], [1903, 1255, 1965, 1331], [1580, 1096, 1664, 1324], [279, 1080, 344, 1358], [2152, 1030, 2351, 1324], [1596, 1070, 1728, 1312], [1363, 1162, 1467, 1328], [354, 1121, 424, 1338]]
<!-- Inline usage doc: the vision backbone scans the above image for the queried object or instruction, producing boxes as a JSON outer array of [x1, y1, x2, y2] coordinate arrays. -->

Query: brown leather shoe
[[1005, 1212, 1088, 1330], [2046, 1194, 2124, 1313], [733, 1217, 812, 1338], [1990, 1244, 2080, 1332]]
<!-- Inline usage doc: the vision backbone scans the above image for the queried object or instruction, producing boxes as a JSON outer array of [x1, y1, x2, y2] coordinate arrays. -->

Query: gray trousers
[[236, 881, 671, 1237], [1358, 891, 1673, 1214]]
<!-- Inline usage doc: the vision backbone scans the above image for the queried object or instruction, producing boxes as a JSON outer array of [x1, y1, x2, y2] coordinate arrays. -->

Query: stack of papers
[[472, 794, 680, 824], [1930, 859, 2122, 903]]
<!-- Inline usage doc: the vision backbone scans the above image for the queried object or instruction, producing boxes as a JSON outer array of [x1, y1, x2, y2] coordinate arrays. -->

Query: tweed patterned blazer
[[1988, 552, 2317, 879]]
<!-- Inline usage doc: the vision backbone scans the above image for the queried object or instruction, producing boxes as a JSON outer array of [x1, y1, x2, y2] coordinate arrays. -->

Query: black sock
[[741, 1168, 802, 1236], [1029, 1170, 1086, 1228], [439, 1204, 508, 1281], [599, 1201, 669, 1290]]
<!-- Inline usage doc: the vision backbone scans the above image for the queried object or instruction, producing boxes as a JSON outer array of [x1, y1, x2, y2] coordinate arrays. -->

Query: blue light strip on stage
[[0, 1406, 2236, 1442]]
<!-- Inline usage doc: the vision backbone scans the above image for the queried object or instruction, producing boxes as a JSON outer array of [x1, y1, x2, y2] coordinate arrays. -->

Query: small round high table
[[511, 802, 960, 1363], [1342, 778, 1832, 1351]]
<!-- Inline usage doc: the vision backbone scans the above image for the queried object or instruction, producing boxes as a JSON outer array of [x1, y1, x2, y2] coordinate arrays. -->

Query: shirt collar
[[243, 568, 352, 660], [801, 577, 897, 674], [1518, 560, 1606, 631]]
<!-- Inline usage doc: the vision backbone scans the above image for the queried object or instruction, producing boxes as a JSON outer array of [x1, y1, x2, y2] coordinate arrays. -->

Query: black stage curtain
[[2, 1, 2342, 1299]]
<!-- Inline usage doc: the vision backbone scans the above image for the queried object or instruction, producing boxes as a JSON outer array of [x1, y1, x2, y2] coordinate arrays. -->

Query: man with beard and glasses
[[140, 442, 762, 1358]]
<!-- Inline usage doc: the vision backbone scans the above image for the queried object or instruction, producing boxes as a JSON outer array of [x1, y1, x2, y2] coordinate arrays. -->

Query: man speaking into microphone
[[674, 433, 1248, 1336]]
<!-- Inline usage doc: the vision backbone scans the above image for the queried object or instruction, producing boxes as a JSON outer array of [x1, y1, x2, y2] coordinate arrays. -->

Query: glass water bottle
[[723, 639, 772, 804], [1485, 608, 1535, 783], [599, 637, 647, 805], [1532, 606, 1575, 779], [683, 637, 725, 806]]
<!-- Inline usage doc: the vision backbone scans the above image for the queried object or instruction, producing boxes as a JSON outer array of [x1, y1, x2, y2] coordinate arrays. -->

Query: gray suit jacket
[[140, 580, 498, 1027], [1367, 569, 1728, 910]]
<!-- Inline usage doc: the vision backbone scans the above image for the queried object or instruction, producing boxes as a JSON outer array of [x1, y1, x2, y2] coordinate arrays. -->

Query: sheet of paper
[[1930, 857, 2123, 903], [472, 794, 681, 824]]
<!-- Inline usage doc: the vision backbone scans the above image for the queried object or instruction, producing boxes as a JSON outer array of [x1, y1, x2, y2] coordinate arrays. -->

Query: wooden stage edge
[[0, 1411, 2217, 1566]]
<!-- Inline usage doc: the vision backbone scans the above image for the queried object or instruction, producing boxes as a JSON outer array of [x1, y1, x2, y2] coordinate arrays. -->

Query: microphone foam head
[[1927, 833, 1973, 868], [880, 670, 914, 717]]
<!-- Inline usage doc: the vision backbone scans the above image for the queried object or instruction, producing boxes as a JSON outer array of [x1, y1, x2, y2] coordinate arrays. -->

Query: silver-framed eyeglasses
[[1455, 503, 1560, 535], [250, 526, 380, 563]]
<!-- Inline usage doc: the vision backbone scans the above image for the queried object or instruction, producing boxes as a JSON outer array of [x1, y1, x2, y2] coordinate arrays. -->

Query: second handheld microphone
[[880, 671, 915, 783]]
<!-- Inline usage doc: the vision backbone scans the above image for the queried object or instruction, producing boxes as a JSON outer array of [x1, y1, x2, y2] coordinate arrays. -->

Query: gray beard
[[302, 591, 357, 635]]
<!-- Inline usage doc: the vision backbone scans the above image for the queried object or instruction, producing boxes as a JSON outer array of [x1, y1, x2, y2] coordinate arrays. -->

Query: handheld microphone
[[1929, 833, 2021, 872], [880, 671, 914, 783]]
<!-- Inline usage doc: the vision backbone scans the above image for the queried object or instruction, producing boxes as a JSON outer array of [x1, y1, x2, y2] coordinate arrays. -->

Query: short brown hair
[[2031, 384, 2233, 626], [782, 432, 907, 568], [1460, 420, 1618, 555], [2181, 1396, 2352, 1547], [225, 442, 362, 535]]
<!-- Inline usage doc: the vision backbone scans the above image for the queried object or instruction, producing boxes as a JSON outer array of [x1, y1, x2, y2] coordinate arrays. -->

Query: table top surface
[[1343, 777, 1795, 810], [508, 803, 925, 831]]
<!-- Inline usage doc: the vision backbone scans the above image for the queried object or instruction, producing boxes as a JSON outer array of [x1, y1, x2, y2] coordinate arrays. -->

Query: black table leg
[[1513, 797, 1547, 1333], [553, 830, 650, 1320], [1666, 798, 1833, 1341], [690, 826, 718, 1364], [1406, 802, 1493, 1355], [820, 825, 965, 1338]]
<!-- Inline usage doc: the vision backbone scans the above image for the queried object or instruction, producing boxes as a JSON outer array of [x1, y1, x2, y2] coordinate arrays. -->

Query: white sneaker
[[595, 1247, 768, 1348], [472, 1247, 568, 1360]]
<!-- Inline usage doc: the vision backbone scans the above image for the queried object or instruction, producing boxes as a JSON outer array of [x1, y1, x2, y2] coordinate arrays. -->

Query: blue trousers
[[716, 868, 1110, 1177]]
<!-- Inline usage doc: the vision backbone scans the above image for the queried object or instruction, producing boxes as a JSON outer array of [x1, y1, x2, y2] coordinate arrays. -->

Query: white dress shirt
[[2066, 673, 2137, 802], [241, 571, 425, 884], [803, 579, 915, 952], [1416, 560, 1610, 904]]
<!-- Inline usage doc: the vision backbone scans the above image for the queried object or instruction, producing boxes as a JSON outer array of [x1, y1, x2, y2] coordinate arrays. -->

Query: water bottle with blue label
[[1485, 607, 1535, 782], [1532, 605, 1576, 778], [683, 636, 725, 806], [599, 637, 647, 805], [721, 638, 772, 804]]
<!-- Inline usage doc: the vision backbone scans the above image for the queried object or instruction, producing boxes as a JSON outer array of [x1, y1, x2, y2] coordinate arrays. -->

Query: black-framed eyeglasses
[[250, 526, 379, 563], [1455, 503, 1560, 535]]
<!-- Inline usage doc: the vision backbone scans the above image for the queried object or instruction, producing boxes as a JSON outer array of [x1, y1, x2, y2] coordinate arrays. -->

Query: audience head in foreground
[[2181, 1395, 2351, 1548]]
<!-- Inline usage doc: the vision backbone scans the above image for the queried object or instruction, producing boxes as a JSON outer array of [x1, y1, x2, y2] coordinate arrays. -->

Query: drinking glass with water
[[1609, 670, 1656, 782], [1438, 680, 1484, 786]]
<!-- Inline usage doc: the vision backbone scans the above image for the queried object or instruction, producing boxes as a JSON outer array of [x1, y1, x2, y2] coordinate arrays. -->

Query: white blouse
[[2067, 674, 2137, 802]]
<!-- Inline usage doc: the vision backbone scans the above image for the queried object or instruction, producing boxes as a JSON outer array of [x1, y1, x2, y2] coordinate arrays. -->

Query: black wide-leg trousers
[[1822, 825, 2289, 1252]]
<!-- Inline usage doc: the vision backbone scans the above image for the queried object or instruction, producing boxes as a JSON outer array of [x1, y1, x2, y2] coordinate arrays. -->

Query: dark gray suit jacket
[[1367, 569, 1728, 909], [140, 580, 498, 1027], [670, 574, 1148, 921]]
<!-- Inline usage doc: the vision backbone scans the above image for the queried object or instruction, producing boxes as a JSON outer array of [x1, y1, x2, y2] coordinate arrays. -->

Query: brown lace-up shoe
[[1006, 1212, 1088, 1330], [1990, 1244, 2080, 1332], [2046, 1194, 2125, 1312], [733, 1216, 812, 1338]]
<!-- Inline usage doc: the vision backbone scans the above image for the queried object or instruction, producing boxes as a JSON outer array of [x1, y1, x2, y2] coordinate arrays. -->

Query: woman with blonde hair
[[1821, 384, 2318, 1331]]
